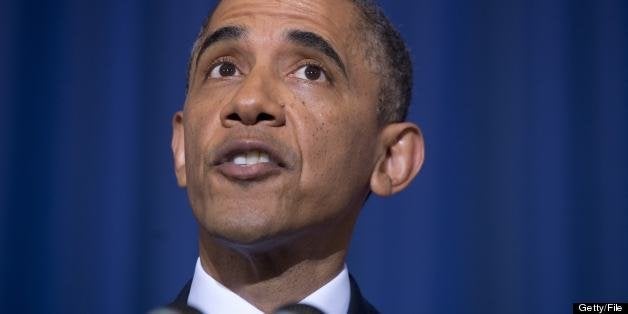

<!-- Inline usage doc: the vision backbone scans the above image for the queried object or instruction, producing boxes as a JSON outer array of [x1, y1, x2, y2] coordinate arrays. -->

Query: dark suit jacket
[[168, 274, 379, 314]]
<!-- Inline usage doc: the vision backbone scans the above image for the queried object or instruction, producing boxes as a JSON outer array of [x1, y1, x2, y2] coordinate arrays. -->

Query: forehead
[[207, 0, 359, 48]]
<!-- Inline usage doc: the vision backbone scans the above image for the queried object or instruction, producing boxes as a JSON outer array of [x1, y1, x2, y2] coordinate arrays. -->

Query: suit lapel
[[347, 275, 379, 314], [169, 280, 192, 309]]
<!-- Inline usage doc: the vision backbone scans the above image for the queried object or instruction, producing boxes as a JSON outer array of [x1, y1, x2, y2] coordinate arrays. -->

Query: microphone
[[273, 303, 324, 314], [148, 304, 203, 314]]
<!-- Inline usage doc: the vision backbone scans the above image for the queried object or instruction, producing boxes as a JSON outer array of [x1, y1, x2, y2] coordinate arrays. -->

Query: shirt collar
[[187, 257, 351, 314], [299, 264, 350, 314]]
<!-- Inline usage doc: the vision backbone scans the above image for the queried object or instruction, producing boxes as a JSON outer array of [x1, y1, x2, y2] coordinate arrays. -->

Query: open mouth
[[229, 150, 272, 166], [211, 139, 292, 181]]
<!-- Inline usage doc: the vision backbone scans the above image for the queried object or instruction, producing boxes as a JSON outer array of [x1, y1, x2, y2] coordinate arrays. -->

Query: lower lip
[[215, 162, 283, 181]]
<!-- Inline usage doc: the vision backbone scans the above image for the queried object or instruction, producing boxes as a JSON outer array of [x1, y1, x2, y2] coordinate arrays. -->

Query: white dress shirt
[[187, 258, 351, 314]]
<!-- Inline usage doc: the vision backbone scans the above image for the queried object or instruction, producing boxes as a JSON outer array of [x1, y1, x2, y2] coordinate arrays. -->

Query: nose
[[220, 68, 286, 128]]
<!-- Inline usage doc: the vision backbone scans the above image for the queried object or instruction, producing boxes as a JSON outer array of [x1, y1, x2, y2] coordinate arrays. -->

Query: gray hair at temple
[[185, 0, 413, 125]]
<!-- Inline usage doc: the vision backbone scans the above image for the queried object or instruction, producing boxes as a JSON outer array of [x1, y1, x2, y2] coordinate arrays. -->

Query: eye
[[208, 61, 241, 78], [293, 64, 328, 82]]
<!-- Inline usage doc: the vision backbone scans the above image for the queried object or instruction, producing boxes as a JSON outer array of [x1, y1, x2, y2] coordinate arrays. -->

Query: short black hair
[[185, 0, 413, 124], [351, 0, 413, 124]]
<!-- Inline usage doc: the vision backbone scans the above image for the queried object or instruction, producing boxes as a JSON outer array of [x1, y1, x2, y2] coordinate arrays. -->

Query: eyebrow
[[194, 26, 346, 76], [196, 25, 247, 65], [286, 29, 347, 75]]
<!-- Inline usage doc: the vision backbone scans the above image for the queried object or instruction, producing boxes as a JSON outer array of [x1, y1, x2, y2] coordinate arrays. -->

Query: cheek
[[184, 92, 230, 148], [182, 100, 224, 186], [295, 102, 378, 203]]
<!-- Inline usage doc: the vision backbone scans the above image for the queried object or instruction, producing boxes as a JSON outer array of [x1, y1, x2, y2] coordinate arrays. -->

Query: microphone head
[[273, 303, 324, 314]]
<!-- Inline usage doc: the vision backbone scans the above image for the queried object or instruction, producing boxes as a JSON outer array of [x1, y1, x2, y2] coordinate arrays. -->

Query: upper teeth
[[232, 151, 271, 166]]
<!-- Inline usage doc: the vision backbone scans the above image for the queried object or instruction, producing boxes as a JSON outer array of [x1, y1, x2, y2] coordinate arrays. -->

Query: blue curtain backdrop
[[1, 0, 627, 313]]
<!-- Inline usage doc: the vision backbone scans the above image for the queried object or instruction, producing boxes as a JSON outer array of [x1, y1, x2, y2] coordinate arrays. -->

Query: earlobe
[[370, 122, 425, 196], [172, 111, 187, 187]]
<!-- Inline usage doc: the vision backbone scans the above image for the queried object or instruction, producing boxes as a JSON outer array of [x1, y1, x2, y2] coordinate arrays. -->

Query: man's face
[[174, 0, 383, 245]]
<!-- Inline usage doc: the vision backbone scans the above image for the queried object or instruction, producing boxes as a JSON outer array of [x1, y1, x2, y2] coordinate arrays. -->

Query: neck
[[197, 218, 356, 313]]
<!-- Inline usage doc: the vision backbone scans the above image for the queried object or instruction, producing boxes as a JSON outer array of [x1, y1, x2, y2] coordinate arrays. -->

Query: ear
[[370, 122, 425, 196], [172, 111, 187, 187]]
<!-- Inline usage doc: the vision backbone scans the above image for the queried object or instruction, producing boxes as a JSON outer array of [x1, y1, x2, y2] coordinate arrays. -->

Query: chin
[[195, 202, 301, 249]]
